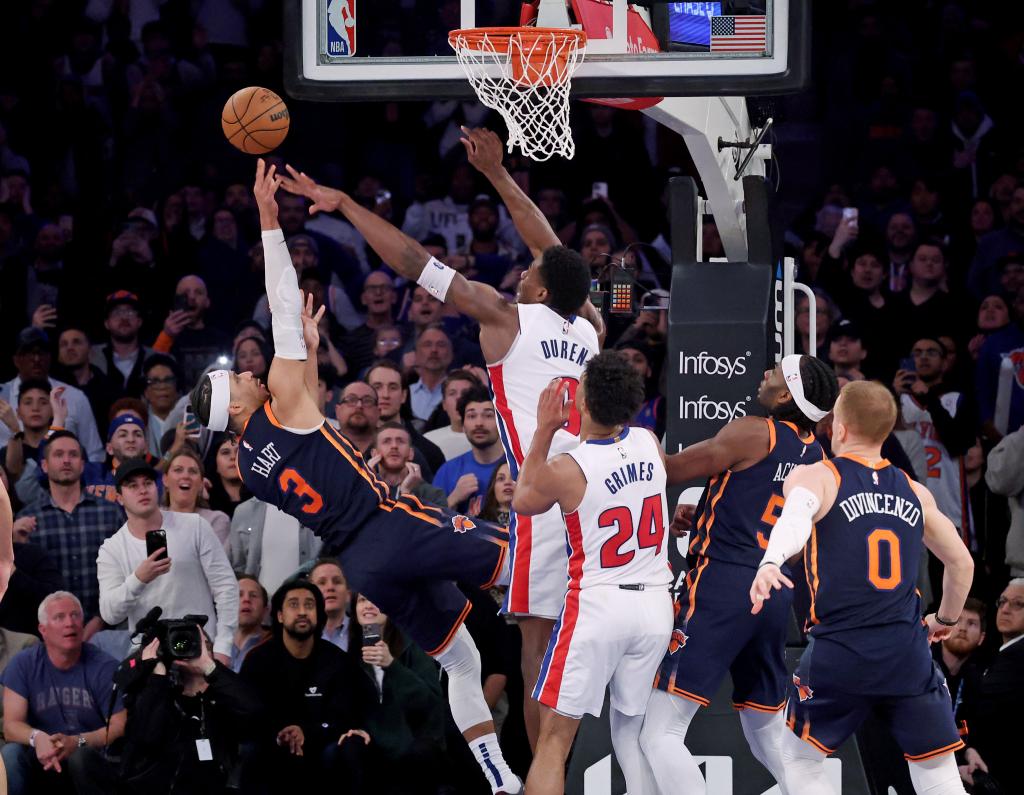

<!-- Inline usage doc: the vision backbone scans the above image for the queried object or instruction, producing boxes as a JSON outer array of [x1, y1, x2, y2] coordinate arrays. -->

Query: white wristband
[[760, 485, 821, 567], [417, 257, 457, 302]]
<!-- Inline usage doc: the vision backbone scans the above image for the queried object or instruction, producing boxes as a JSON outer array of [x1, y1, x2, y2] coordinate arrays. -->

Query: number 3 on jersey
[[558, 377, 582, 437], [598, 494, 666, 568], [279, 468, 324, 514]]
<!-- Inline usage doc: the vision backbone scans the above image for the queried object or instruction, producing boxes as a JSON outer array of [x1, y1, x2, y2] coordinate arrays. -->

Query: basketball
[[221, 86, 290, 155]]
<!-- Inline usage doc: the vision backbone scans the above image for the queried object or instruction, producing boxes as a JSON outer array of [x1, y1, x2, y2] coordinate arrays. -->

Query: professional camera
[[134, 607, 209, 663]]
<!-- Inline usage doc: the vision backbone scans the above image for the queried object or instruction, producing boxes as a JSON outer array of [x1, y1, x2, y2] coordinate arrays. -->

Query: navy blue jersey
[[803, 455, 934, 695], [237, 402, 388, 544], [689, 420, 826, 569]]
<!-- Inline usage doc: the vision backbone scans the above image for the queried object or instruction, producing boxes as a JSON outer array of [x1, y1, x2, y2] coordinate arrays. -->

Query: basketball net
[[449, 28, 586, 161]]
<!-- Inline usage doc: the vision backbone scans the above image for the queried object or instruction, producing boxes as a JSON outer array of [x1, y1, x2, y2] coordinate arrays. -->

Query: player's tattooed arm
[[513, 380, 585, 515], [664, 416, 770, 485], [281, 165, 516, 330], [460, 126, 560, 257]]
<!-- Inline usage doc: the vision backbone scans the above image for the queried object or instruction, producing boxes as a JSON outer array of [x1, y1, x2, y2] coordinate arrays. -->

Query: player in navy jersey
[[751, 381, 974, 795], [640, 354, 839, 795], [189, 161, 522, 794]]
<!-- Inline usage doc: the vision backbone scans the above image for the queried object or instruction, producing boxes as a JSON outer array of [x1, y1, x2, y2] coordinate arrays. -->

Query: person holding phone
[[347, 592, 447, 794], [97, 459, 238, 666], [895, 338, 979, 566]]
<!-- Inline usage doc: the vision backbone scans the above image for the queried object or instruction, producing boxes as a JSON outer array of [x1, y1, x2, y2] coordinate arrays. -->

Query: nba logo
[[872, 471, 879, 486], [326, 0, 356, 57], [242, 441, 253, 452], [561, 319, 570, 335]]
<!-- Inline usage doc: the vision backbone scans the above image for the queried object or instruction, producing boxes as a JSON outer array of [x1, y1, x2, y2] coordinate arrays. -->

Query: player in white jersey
[[280, 127, 604, 751], [513, 352, 673, 795], [895, 337, 975, 547]]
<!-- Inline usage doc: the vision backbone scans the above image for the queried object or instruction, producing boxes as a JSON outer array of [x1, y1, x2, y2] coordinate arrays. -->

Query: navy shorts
[[654, 557, 791, 711], [787, 637, 964, 761], [339, 496, 508, 655]]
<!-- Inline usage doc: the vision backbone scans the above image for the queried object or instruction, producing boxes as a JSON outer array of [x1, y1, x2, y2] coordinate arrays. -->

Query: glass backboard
[[284, 0, 809, 102]]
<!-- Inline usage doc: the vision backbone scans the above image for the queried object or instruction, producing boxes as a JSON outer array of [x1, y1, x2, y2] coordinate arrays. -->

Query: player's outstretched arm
[[750, 463, 834, 614], [280, 166, 517, 331], [512, 381, 585, 516], [665, 416, 771, 485], [461, 127, 560, 257], [0, 477, 14, 602], [912, 480, 974, 641], [253, 160, 321, 427]]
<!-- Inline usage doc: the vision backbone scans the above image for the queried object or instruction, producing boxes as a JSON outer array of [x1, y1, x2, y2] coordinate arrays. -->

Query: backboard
[[284, 0, 809, 102]]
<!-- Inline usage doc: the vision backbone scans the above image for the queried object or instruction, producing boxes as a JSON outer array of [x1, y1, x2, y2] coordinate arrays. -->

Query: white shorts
[[532, 586, 673, 719], [503, 505, 569, 619]]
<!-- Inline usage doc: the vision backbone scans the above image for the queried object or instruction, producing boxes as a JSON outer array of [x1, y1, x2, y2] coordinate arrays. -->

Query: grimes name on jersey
[[539, 339, 590, 366], [250, 443, 282, 478], [605, 461, 657, 494], [837, 491, 922, 527]]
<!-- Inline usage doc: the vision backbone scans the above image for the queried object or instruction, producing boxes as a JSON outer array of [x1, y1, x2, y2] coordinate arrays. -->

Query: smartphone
[[375, 189, 391, 206], [183, 405, 201, 439], [899, 357, 916, 374], [146, 529, 168, 560], [173, 294, 191, 313], [362, 623, 382, 647], [592, 181, 609, 200]]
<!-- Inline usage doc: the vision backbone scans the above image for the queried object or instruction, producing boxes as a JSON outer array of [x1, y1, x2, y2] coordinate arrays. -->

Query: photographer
[[120, 622, 262, 795]]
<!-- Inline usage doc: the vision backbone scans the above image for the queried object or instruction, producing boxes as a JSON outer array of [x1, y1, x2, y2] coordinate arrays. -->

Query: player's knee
[[907, 753, 967, 795]]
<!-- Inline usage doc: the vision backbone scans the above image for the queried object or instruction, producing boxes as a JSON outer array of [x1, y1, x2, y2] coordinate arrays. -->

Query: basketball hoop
[[449, 27, 587, 161]]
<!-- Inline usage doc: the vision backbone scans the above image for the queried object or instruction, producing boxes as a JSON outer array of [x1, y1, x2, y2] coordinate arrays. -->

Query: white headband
[[781, 355, 828, 422], [206, 369, 231, 432]]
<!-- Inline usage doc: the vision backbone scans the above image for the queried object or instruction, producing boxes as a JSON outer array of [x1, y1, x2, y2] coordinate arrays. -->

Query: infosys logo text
[[679, 395, 751, 421], [679, 351, 751, 379]]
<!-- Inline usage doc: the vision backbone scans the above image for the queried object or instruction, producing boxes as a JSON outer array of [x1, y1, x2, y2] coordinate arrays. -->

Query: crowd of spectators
[[0, 1, 1021, 793]]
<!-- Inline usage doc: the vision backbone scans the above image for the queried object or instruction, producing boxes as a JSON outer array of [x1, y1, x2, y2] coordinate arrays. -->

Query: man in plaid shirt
[[17, 431, 123, 633]]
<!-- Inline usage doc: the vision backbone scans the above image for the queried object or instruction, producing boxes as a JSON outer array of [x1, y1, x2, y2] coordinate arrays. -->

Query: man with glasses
[[957, 580, 1024, 790], [895, 337, 977, 557], [334, 381, 380, 455], [90, 290, 156, 396], [340, 270, 398, 375]]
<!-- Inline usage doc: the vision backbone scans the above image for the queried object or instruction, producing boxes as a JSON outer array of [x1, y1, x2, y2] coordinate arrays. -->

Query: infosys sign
[[676, 350, 754, 422]]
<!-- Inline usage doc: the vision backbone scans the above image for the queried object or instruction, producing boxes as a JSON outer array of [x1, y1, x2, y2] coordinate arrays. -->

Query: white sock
[[639, 689, 706, 795], [739, 708, 791, 795], [470, 733, 521, 794]]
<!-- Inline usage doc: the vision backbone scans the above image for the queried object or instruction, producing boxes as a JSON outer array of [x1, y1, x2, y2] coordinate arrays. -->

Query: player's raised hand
[[460, 127, 505, 176], [749, 563, 793, 615], [300, 291, 327, 352], [536, 379, 570, 434], [280, 165, 345, 214], [253, 158, 281, 223]]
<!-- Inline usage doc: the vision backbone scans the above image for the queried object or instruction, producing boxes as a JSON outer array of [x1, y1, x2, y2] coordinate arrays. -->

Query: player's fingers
[[285, 163, 301, 180], [314, 304, 327, 323], [256, 158, 265, 180]]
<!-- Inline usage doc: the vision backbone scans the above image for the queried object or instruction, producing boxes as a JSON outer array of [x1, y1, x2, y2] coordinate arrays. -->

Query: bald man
[[158, 275, 233, 385]]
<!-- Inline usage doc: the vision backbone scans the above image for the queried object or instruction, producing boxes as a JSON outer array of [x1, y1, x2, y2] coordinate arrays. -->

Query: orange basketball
[[221, 86, 290, 155]]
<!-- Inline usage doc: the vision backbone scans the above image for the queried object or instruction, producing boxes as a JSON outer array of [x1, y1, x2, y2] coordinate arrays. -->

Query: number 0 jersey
[[803, 455, 934, 695], [689, 420, 826, 569], [488, 302, 599, 475], [237, 402, 388, 544], [563, 427, 672, 590]]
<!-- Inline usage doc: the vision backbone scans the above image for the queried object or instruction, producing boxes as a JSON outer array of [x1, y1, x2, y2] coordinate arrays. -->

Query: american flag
[[710, 15, 767, 53]]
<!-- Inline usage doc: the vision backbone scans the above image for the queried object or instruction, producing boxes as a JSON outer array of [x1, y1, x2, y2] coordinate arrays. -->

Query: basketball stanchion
[[448, 27, 586, 161]]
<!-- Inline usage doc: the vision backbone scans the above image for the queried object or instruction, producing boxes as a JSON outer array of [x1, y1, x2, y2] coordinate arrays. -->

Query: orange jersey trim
[[481, 541, 509, 590], [425, 599, 473, 656], [317, 425, 389, 500], [821, 458, 841, 487], [264, 401, 285, 429], [806, 524, 821, 626], [668, 686, 710, 707], [766, 419, 777, 454], [733, 698, 786, 713], [904, 740, 965, 762], [838, 453, 891, 470]]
